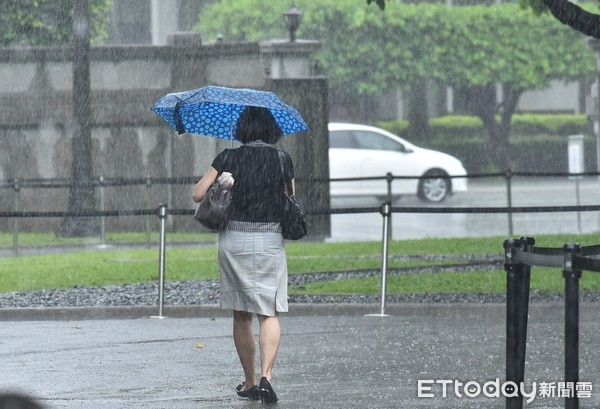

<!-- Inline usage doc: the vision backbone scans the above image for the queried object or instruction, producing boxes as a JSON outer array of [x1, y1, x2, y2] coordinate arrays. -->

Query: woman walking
[[193, 106, 295, 403]]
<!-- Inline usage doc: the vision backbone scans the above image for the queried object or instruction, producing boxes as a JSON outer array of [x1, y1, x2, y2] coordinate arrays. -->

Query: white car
[[328, 122, 468, 202]]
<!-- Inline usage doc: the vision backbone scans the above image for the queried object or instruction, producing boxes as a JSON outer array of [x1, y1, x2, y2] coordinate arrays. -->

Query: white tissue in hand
[[217, 172, 234, 188]]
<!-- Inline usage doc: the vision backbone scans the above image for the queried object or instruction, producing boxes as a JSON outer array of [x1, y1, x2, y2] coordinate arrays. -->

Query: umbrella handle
[[174, 101, 186, 135]]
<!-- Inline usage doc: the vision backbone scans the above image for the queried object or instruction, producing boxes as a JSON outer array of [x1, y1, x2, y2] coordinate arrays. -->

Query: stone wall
[[0, 37, 331, 239]]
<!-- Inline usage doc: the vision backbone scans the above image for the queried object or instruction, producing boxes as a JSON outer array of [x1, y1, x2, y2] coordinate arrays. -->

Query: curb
[[1, 301, 598, 321]]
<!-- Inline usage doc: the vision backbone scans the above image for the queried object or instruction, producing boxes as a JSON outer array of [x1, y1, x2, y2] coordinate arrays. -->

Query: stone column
[[260, 39, 331, 240], [259, 39, 321, 79]]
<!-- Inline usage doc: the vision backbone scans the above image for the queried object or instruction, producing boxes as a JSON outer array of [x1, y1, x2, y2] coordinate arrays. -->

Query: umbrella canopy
[[150, 85, 309, 140]]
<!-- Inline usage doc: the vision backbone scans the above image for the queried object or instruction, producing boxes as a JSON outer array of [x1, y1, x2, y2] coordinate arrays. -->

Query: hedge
[[428, 135, 597, 174], [510, 114, 591, 135], [377, 114, 596, 173]]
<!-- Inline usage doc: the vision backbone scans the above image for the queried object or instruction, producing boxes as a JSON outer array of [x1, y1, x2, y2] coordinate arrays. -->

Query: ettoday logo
[[417, 379, 593, 403], [418, 379, 536, 403]]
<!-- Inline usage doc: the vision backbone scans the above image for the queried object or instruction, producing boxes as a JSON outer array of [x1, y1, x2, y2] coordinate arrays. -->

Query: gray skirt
[[218, 226, 288, 316]]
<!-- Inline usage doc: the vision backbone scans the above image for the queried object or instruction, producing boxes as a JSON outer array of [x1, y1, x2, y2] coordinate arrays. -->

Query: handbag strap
[[276, 149, 292, 196]]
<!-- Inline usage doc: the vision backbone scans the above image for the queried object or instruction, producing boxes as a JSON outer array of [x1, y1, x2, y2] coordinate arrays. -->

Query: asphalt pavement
[[329, 177, 600, 242], [1, 303, 600, 409]]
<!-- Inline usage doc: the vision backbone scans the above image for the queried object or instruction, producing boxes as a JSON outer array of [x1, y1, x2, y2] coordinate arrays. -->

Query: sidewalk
[[1, 303, 599, 409]]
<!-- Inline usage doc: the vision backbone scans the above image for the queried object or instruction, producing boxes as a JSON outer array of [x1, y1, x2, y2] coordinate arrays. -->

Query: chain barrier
[[2, 171, 600, 318], [504, 237, 600, 409]]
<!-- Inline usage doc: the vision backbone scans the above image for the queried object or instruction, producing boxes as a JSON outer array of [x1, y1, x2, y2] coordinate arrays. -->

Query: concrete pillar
[[259, 39, 321, 79], [258, 38, 330, 238]]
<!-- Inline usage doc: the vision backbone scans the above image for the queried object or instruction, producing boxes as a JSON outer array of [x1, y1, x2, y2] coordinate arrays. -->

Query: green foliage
[[435, 4, 593, 89], [511, 113, 591, 135], [195, 2, 286, 43], [197, 1, 594, 95], [379, 114, 591, 139], [429, 133, 598, 173], [0, 0, 111, 46], [376, 120, 408, 137], [519, 0, 550, 15], [511, 134, 596, 171], [378, 114, 595, 173], [427, 136, 494, 173], [429, 116, 484, 130], [427, 116, 485, 138]]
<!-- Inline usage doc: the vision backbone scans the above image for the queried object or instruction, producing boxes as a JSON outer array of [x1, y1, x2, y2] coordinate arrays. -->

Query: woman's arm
[[192, 167, 218, 203]]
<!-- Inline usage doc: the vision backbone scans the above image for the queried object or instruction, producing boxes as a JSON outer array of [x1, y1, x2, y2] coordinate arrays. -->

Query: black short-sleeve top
[[211, 144, 294, 223]]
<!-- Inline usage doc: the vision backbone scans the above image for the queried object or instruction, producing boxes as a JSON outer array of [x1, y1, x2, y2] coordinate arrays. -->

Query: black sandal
[[237, 384, 259, 400], [258, 377, 278, 404]]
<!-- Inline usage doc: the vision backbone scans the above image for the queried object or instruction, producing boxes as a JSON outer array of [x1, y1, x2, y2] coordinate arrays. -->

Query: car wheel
[[418, 170, 451, 202]]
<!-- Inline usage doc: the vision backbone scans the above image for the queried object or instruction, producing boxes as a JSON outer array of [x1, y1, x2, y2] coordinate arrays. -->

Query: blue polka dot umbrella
[[150, 85, 310, 140]]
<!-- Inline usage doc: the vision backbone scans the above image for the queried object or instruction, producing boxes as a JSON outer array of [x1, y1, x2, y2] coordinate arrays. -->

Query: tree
[[196, 0, 444, 124], [197, 0, 595, 169], [535, 0, 600, 38], [0, 0, 110, 46], [438, 5, 594, 169], [0, 0, 110, 236], [369, 0, 600, 39]]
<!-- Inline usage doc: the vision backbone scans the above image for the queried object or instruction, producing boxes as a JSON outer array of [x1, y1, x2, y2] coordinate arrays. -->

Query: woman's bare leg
[[257, 314, 280, 381], [233, 311, 256, 389]]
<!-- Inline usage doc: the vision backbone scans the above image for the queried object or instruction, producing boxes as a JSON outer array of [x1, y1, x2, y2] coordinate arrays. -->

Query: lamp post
[[61, 0, 99, 237], [283, 4, 303, 42]]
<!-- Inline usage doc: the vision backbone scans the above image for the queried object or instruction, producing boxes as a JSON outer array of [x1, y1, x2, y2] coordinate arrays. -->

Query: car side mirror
[[395, 142, 412, 153]]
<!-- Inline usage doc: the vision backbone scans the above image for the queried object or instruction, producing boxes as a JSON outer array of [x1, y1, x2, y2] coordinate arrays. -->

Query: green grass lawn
[[1, 232, 600, 294], [0, 232, 214, 247], [292, 267, 600, 295]]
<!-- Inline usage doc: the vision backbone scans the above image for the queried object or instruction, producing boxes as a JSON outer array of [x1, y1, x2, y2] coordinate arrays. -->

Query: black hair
[[236, 106, 282, 144]]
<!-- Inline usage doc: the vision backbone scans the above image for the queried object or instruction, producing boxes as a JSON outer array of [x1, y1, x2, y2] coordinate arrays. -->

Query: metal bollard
[[12, 179, 20, 256], [145, 176, 152, 249], [385, 172, 393, 203], [385, 172, 393, 240], [151, 204, 168, 319], [563, 243, 581, 409], [505, 169, 514, 236], [98, 176, 106, 245], [504, 237, 533, 409], [366, 202, 392, 317], [574, 179, 581, 234]]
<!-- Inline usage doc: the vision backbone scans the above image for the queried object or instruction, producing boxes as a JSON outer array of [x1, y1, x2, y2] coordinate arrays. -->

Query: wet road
[[329, 177, 600, 242], [2, 303, 599, 409]]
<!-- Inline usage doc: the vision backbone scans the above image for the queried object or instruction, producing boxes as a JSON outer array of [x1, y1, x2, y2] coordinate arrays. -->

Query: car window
[[353, 131, 406, 152], [329, 130, 358, 149]]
